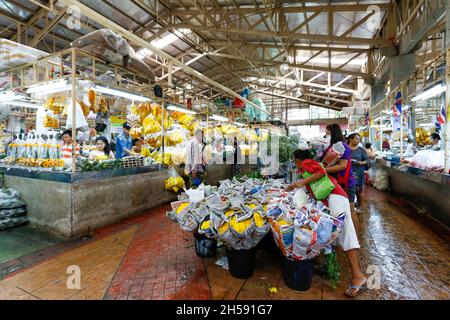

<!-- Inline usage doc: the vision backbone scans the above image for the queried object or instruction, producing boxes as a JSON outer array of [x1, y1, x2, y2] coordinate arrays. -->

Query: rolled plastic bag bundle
[[0, 188, 21, 200], [0, 206, 26, 219], [71, 29, 131, 64], [124, 56, 155, 81], [0, 197, 26, 210]]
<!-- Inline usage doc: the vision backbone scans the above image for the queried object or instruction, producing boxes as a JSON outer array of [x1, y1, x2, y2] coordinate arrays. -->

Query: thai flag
[[364, 110, 370, 125], [392, 91, 402, 117], [437, 103, 446, 125]]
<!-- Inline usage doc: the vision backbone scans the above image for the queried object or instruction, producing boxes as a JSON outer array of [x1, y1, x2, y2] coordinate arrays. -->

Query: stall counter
[[376, 158, 450, 227], [1, 163, 246, 238]]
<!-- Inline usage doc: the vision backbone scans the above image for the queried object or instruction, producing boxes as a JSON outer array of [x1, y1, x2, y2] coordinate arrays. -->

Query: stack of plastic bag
[[410, 149, 447, 173], [166, 177, 345, 255], [0, 188, 28, 230], [372, 169, 389, 191], [267, 190, 346, 261]]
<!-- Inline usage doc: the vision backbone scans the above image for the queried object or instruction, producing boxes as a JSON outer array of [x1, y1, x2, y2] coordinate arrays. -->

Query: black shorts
[[347, 185, 356, 203]]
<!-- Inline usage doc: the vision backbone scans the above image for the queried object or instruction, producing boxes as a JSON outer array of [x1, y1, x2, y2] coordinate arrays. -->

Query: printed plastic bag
[[178, 212, 198, 232], [322, 142, 345, 167], [292, 188, 308, 208]]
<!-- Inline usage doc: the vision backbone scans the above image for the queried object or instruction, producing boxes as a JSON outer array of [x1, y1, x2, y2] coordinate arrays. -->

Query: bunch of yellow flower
[[164, 175, 186, 192]]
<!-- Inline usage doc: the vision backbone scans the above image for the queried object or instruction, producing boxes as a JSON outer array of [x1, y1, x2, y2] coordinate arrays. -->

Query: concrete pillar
[[444, 0, 450, 172], [390, 54, 416, 88], [371, 85, 385, 106]]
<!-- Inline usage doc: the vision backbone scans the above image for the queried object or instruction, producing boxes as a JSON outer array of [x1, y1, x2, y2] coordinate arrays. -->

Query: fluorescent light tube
[[167, 105, 197, 114], [6, 101, 41, 109], [210, 114, 229, 122], [27, 79, 72, 95], [0, 91, 23, 102], [412, 84, 446, 102], [92, 86, 150, 102]]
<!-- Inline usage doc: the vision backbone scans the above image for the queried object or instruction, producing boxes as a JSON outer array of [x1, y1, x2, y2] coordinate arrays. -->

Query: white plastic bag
[[66, 99, 88, 129], [185, 188, 205, 203], [292, 188, 308, 208]]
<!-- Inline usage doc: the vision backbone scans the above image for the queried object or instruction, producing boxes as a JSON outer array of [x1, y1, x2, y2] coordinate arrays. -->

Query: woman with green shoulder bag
[[285, 149, 368, 297]]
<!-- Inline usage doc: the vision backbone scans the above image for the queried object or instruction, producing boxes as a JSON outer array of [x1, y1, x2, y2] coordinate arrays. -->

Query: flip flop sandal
[[345, 281, 368, 297]]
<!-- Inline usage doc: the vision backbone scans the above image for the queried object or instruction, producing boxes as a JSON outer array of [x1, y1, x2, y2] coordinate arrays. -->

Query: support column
[[445, 0, 450, 172]]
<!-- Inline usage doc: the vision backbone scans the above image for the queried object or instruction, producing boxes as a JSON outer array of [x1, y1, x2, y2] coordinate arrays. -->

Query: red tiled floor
[[1, 187, 449, 300], [104, 205, 211, 300]]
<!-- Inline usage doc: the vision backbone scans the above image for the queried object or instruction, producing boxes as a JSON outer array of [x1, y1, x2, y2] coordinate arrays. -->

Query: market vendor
[[61, 129, 81, 160], [347, 133, 368, 212], [185, 128, 206, 187], [115, 122, 133, 159], [88, 136, 114, 161], [131, 138, 151, 157], [286, 149, 368, 297], [430, 133, 441, 151]]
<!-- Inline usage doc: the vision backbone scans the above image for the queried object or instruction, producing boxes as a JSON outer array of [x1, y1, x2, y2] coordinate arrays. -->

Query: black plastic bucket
[[257, 233, 282, 256], [282, 257, 315, 291], [193, 233, 217, 258], [226, 247, 257, 279]]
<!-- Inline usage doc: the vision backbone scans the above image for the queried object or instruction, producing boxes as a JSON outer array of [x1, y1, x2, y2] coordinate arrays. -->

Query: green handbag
[[301, 167, 335, 200]]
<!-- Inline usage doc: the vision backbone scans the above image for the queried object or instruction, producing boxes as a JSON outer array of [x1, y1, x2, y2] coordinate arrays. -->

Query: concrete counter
[[375, 159, 450, 227], [1, 164, 237, 238]]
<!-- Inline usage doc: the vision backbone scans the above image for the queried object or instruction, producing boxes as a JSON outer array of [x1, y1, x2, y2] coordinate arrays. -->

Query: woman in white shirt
[[89, 136, 114, 161]]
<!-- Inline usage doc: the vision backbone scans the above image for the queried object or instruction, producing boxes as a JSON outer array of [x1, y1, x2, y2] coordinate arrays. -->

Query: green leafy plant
[[267, 135, 299, 163], [77, 158, 122, 172], [234, 170, 262, 180], [325, 250, 341, 290]]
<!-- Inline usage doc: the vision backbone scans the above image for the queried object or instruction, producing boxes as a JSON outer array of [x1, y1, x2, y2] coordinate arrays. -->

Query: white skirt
[[328, 194, 360, 251]]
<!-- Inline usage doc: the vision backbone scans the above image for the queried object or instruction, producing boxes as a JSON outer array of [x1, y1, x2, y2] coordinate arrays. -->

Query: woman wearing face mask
[[347, 133, 368, 211], [322, 124, 359, 232]]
